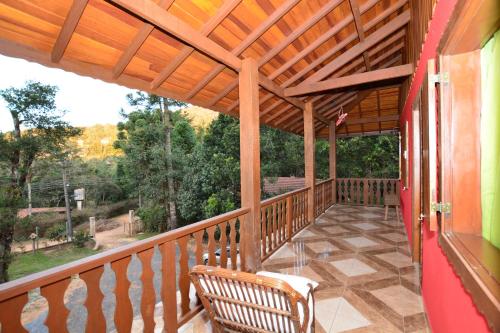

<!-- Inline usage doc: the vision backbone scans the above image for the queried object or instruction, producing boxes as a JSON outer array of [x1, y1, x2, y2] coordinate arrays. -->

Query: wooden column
[[304, 101, 315, 223], [329, 121, 337, 204], [239, 58, 261, 272]]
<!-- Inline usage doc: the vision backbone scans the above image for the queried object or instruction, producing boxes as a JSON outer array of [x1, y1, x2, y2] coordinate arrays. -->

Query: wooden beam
[[207, 0, 346, 107], [304, 10, 410, 83], [149, 0, 241, 89], [51, 0, 89, 63], [285, 64, 413, 96], [304, 102, 316, 223], [344, 114, 399, 125], [112, 0, 175, 79], [240, 0, 407, 123], [108, 0, 241, 71], [348, 0, 371, 70], [258, 74, 305, 111], [184, 0, 300, 99], [239, 58, 261, 272]]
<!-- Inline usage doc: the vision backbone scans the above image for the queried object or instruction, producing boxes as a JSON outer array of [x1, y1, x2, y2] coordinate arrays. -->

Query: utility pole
[[62, 162, 73, 240]]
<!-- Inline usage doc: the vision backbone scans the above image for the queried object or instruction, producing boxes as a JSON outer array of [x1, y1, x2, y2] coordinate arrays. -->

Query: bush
[[45, 223, 67, 242], [137, 205, 166, 232], [73, 230, 90, 248]]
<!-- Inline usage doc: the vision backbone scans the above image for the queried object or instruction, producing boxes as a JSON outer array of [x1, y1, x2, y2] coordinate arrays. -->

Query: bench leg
[[384, 205, 389, 220]]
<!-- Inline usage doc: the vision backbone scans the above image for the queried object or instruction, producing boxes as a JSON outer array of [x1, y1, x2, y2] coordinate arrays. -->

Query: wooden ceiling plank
[[184, 0, 301, 100], [149, 0, 242, 89], [51, 0, 89, 63], [258, 74, 306, 111], [112, 0, 175, 79], [284, 64, 413, 96], [303, 10, 410, 84], [108, 0, 241, 71], [208, 0, 347, 107]]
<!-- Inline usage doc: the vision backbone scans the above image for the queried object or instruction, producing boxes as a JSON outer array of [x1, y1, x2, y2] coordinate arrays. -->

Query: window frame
[[436, 0, 500, 330]]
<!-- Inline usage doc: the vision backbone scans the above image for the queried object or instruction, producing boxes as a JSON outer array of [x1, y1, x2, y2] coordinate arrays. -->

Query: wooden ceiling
[[0, 0, 411, 137]]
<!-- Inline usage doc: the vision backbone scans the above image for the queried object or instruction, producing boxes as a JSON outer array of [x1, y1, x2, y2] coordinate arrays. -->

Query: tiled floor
[[180, 205, 430, 333]]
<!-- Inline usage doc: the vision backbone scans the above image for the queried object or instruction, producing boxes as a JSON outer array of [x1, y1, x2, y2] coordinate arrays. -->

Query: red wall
[[399, 0, 490, 332]]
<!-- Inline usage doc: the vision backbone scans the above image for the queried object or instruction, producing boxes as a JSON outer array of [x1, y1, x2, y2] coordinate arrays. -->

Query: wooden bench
[[384, 194, 400, 223]]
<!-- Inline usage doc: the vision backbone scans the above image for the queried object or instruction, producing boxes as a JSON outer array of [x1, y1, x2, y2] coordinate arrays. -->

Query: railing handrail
[[336, 177, 400, 181], [315, 178, 333, 186], [0, 207, 250, 301], [260, 186, 310, 206]]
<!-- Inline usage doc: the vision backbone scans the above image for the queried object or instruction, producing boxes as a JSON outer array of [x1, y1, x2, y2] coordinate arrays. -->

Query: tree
[[115, 92, 189, 231], [0, 81, 80, 282]]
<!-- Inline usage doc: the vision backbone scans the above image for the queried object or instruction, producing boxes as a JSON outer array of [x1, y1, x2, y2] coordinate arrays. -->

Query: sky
[[0, 54, 136, 132]]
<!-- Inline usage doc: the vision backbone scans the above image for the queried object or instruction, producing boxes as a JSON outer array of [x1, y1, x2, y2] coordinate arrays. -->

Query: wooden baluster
[[194, 231, 203, 266], [220, 222, 228, 268], [111, 257, 133, 333], [160, 241, 177, 333], [40, 277, 71, 332], [286, 195, 293, 241], [272, 204, 277, 250], [0, 293, 28, 333], [266, 207, 272, 253], [261, 207, 267, 258], [80, 266, 106, 333], [363, 179, 368, 206], [229, 219, 238, 269], [280, 200, 285, 242], [207, 225, 217, 266], [137, 248, 156, 333], [178, 235, 190, 316], [376, 180, 382, 205]]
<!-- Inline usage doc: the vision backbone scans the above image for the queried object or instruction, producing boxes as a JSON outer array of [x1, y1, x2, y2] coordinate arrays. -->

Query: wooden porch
[[181, 203, 427, 333]]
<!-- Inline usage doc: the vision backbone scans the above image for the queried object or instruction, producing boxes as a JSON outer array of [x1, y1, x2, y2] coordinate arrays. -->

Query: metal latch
[[429, 72, 449, 84], [431, 202, 451, 214]]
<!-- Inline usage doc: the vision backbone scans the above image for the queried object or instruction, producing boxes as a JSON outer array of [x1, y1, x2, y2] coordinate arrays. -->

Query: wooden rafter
[[348, 0, 371, 70], [235, 0, 408, 121], [51, 0, 89, 63], [285, 64, 413, 97], [303, 10, 410, 84], [149, 0, 242, 89], [183, 0, 301, 100], [207, 0, 346, 107], [112, 0, 175, 79], [269, 28, 406, 127], [108, 0, 241, 71]]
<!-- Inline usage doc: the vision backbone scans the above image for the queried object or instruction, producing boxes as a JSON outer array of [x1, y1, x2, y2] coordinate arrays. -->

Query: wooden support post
[[304, 102, 315, 224], [329, 121, 337, 204], [286, 196, 293, 241], [239, 58, 261, 272]]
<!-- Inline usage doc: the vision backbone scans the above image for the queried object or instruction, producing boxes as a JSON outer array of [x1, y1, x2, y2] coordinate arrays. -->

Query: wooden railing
[[336, 178, 400, 206], [0, 208, 249, 333], [315, 178, 335, 217], [260, 187, 309, 260]]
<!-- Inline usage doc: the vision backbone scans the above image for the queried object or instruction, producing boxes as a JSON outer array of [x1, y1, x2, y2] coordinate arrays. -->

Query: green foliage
[[73, 230, 90, 248], [45, 223, 67, 242], [137, 205, 166, 233], [336, 135, 399, 178]]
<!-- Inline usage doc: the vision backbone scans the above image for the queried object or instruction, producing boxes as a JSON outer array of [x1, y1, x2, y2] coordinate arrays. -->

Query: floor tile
[[371, 285, 424, 317], [376, 252, 412, 268], [269, 244, 296, 260], [307, 241, 339, 253], [344, 236, 379, 248], [354, 222, 380, 230], [379, 233, 407, 242], [322, 226, 349, 234], [330, 258, 376, 277], [330, 298, 371, 332]]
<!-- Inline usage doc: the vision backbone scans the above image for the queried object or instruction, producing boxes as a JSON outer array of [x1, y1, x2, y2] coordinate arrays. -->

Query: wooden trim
[[412, 100, 422, 263], [112, 0, 175, 79], [345, 115, 399, 125], [285, 65, 413, 97], [108, 0, 241, 71], [51, 0, 89, 63], [439, 233, 500, 332], [348, 0, 371, 70]]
